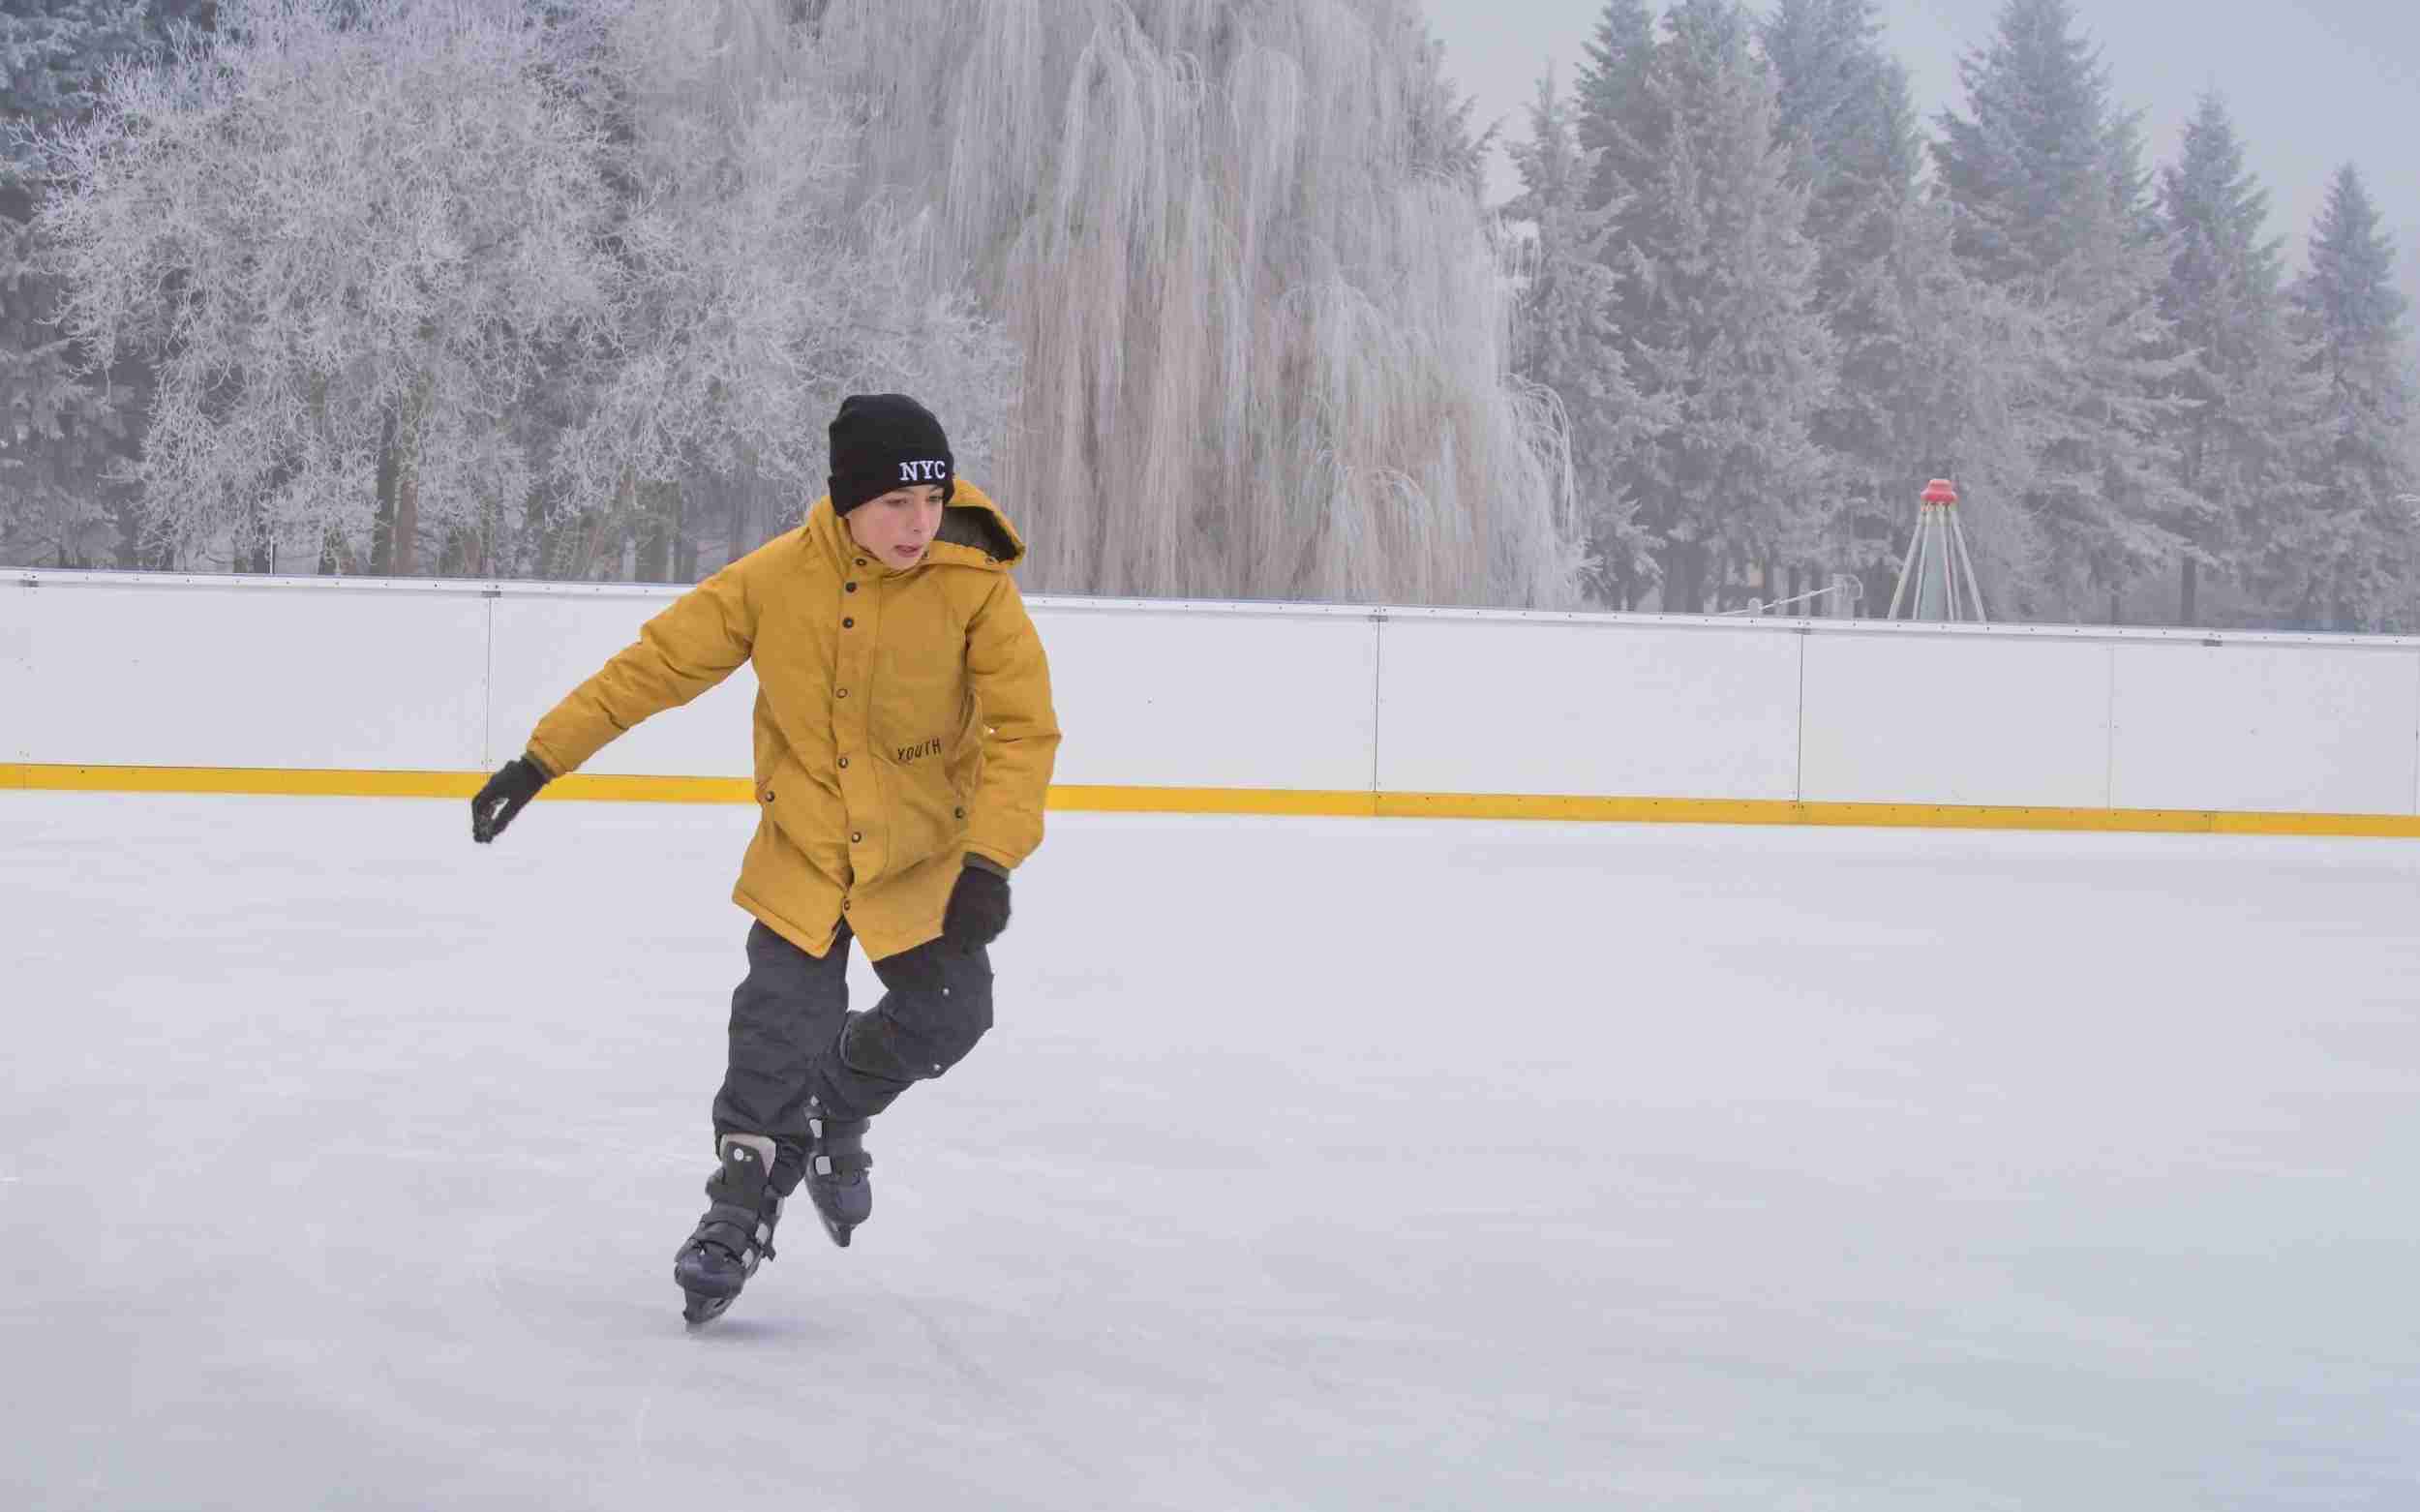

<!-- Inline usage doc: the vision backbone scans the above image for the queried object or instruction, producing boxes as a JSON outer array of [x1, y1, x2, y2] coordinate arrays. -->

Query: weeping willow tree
[[815, 0, 1586, 608]]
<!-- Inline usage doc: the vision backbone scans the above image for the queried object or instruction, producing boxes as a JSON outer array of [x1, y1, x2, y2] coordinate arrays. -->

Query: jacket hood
[[804, 480, 1024, 570]]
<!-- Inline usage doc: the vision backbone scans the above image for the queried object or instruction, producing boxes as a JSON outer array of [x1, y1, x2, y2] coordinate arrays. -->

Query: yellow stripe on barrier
[[7, 764, 2420, 838], [5, 764, 482, 799], [1045, 785, 1378, 818], [0, 764, 755, 804], [1062, 786, 2420, 835]]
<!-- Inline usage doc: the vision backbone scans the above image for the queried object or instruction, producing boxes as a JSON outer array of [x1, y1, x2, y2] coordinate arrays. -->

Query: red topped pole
[[1889, 478, 1988, 622]]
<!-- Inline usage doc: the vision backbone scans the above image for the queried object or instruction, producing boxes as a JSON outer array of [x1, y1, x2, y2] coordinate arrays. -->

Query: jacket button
[[856, 558, 867, 567], [837, 756, 850, 770], [842, 617, 855, 628], [845, 582, 858, 593], [851, 832, 863, 844], [953, 807, 965, 819], [764, 791, 774, 803], [836, 688, 848, 699]]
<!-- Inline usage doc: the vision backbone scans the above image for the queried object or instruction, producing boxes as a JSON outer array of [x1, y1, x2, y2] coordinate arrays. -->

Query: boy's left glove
[[942, 858, 1011, 949]]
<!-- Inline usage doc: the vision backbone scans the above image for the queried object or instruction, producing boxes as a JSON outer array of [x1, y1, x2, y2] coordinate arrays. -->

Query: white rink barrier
[[9, 569, 2420, 828]]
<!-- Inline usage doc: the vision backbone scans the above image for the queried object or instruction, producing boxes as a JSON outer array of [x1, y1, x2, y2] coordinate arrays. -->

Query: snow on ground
[[4, 792, 2418, 1510]]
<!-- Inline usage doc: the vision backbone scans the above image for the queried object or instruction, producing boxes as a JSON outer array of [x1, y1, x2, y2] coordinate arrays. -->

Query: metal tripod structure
[[1887, 478, 1989, 623]]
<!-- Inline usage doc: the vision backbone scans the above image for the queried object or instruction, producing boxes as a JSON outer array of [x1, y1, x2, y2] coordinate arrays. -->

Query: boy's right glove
[[470, 756, 549, 843], [942, 859, 1011, 949]]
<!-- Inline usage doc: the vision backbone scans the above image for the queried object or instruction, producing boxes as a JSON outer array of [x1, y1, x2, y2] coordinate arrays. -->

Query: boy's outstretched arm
[[469, 562, 759, 843], [959, 575, 1062, 875]]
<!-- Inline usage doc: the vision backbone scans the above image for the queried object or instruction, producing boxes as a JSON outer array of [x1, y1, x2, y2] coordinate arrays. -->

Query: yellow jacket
[[525, 483, 1060, 959]]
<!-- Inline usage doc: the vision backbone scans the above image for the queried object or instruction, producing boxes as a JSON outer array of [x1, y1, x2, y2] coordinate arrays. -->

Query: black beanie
[[828, 394, 954, 516]]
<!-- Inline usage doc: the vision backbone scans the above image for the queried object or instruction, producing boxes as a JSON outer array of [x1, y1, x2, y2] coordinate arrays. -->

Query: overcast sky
[[1424, 0, 2420, 304]]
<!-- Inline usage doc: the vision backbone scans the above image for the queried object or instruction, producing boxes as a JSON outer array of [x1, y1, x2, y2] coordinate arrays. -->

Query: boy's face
[[845, 485, 946, 569]]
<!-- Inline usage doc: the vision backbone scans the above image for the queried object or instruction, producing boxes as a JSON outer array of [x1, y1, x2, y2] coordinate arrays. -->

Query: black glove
[[470, 756, 549, 844], [942, 859, 1011, 949]]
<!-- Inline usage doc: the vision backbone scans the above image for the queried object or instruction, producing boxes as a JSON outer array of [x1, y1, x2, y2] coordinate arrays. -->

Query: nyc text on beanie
[[828, 394, 954, 516]]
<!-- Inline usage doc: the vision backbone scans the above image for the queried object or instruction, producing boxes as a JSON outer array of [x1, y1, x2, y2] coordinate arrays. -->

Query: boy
[[469, 394, 1060, 1323]]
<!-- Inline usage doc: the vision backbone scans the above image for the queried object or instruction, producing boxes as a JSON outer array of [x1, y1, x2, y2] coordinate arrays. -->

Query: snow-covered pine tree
[[1932, 0, 2186, 621], [2268, 166, 2416, 630], [1933, 0, 2106, 289], [1503, 68, 1667, 608], [1618, 0, 1833, 613], [1896, 197, 2067, 614], [1761, 0, 1944, 611], [2154, 92, 2322, 625], [1573, 0, 1665, 246], [1763, 0, 1920, 323], [1758, 0, 2045, 620]]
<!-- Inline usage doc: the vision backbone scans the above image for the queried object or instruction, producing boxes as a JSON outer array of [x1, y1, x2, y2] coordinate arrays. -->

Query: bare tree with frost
[[0, 0, 156, 572], [37, 0, 617, 575], [542, 0, 1016, 581], [813, 0, 1587, 608]]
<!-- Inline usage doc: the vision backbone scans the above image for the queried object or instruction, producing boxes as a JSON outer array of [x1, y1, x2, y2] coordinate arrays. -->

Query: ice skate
[[674, 1134, 783, 1325], [803, 1107, 873, 1248]]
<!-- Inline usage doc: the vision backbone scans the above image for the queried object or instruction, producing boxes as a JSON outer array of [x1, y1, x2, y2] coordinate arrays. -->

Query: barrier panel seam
[[1368, 610, 1386, 799], [2104, 642, 2119, 809], [1793, 630, 1808, 803], [481, 593, 497, 770]]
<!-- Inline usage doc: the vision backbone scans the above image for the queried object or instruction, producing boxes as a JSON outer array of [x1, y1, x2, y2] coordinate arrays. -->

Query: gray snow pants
[[711, 920, 994, 1194]]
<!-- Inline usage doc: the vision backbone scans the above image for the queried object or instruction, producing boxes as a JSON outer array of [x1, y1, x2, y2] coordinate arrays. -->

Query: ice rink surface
[[5, 792, 2419, 1510]]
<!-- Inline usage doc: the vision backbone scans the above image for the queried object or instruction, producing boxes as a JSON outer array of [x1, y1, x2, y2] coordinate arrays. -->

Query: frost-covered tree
[[1900, 196, 2080, 611], [1933, 0, 2187, 620], [2154, 93, 2322, 624], [38, 0, 618, 575], [1764, 0, 1921, 309], [1761, 0, 1941, 608], [1756, 0, 2045, 619], [812, 0, 1586, 609], [1573, 0, 1664, 233], [0, 1, 175, 569], [1617, 0, 1834, 613], [1503, 68, 1666, 608], [1934, 0, 2115, 289], [2266, 166, 2415, 630], [542, 0, 1014, 583]]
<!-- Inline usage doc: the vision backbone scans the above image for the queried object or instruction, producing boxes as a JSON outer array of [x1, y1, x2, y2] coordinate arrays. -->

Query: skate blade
[[682, 1291, 735, 1326], [816, 1211, 854, 1249]]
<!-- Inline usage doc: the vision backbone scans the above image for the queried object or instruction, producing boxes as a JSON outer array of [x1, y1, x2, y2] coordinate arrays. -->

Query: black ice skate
[[673, 1134, 783, 1325], [804, 1106, 873, 1249]]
